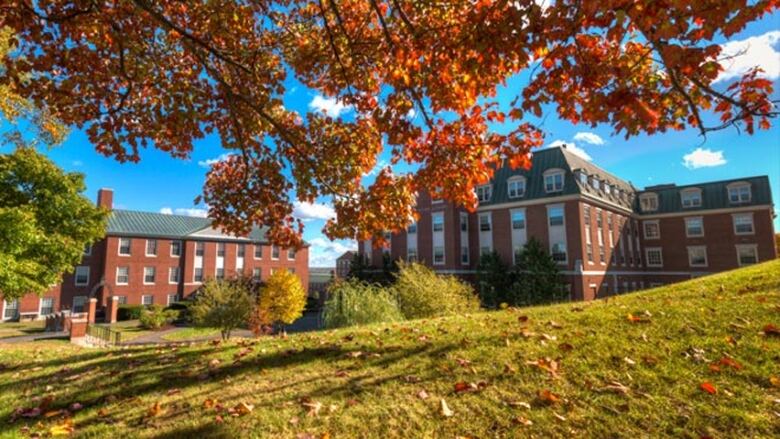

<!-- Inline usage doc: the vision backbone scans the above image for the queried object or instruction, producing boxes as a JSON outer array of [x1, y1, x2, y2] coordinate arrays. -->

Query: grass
[[0, 321, 45, 339], [0, 260, 779, 438], [102, 320, 158, 342], [161, 327, 223, 342]]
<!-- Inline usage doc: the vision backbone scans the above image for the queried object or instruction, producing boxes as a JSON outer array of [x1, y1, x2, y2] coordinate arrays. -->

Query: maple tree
[[0, 1, 777, 246]]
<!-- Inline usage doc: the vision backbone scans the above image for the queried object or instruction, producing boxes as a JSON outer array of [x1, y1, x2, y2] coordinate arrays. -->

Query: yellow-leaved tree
[[257, 270, 307, 335]]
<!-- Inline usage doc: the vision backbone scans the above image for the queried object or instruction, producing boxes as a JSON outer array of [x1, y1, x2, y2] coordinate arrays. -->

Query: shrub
[[391, 262, 479, 319], [323, 279, 403, 329], [117, 305, 143, 321], [139, 304, 178, 330], [190, 278, 253, 340], [256, 270, 307, 333], [477, 251, 515, 308]]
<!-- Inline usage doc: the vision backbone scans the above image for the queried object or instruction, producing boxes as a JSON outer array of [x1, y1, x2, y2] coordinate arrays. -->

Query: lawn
[[0, 260, 778, 438], [161, 327, 224, 342], [102, 320, 158, 342], [0, 321, 45, 339]]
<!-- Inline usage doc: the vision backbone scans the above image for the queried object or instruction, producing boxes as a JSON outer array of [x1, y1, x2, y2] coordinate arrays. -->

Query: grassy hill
[[1, 260, 779, 438]]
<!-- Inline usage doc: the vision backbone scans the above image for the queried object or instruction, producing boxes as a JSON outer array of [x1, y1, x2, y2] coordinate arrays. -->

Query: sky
[[3, 12, 779, 267]]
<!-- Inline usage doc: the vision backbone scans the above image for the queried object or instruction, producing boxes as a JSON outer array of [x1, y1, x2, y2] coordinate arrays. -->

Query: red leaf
[[700, 382, 717, 394]]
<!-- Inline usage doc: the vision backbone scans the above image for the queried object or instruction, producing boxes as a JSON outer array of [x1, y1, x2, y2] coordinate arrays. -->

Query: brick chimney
[[97, 188, 113, 210]]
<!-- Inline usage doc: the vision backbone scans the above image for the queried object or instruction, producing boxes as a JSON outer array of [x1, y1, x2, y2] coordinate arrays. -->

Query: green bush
[[391, 262, 479, 319], [190, 278, 253, 340], [323, 279, 403, 329], [117, 305, 143, 321], [139, 304, 178, 330]]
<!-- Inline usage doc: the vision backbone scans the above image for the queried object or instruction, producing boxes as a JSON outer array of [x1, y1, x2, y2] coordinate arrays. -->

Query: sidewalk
[[0, 331, 68, 344]]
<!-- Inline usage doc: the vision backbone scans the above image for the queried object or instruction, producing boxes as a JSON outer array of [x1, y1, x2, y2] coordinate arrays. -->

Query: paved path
[[0, 332, 68, 344]]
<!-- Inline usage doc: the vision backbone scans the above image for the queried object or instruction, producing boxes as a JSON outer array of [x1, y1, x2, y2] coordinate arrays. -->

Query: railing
[[86, 324, 122, 346]]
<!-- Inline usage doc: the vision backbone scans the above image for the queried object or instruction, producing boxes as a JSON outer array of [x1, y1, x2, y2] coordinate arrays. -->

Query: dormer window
[[727, 182, 751, 204], [476, 184, 492, 203], [680, 188, 702, 208], [577, 171, 588, 185], [639, 193, 659, 212], [507, 176, 526, 199], [544, 169, 565, 193], [590, 177, 601, 191], [604, 183, 612, 195]]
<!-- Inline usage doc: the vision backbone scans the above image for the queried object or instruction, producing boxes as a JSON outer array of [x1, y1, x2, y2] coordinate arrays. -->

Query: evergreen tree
[[513, 238, 566, 306], [476, 251, 514, 308]]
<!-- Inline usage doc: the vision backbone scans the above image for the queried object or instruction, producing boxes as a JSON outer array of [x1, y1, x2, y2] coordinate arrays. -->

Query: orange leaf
[[537, 389, 560, 404], [700, 382, 717, 394]]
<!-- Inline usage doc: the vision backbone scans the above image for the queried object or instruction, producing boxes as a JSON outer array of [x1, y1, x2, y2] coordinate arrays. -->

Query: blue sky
[[3, 12, 779, 267]]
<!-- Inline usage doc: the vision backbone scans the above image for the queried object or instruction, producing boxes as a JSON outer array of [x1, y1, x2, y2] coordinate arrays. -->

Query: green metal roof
[[107, 209, 271, 242], [635, 176, 773, 214]]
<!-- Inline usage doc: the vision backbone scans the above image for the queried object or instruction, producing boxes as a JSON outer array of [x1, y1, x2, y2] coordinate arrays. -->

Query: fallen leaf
[[417, 389, 429, 400], [700, 382, 717, 395], [203, 398, 217, 409], [512, 416, 533, 426], [49, 419, 74, 436], [234, 402, 254, 416], [558, 343, 574, 352], [507, 400, 531, 409], [762, 324, 780, 337], [599, 381, 630, 395], [769, 376, 780, 388], [537, 389, 560, 404], [440, 399, 454, 417], [302, 400, 322, 417], [147, 402, 164, 418], [518, 316, 529, 323], [627, 313, 650, 324], [717, 357, 743, 370], [553, 412, 567, 421]]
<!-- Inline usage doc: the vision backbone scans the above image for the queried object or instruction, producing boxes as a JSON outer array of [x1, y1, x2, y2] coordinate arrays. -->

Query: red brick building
[[359, 146, 776, 301], [1, 189, 309, 321]]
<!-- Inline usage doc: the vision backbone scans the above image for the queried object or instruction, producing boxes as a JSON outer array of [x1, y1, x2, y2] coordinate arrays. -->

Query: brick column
[[105, 296, 119, 324], [70, 319, 87, 338], [87, 298, 97, 324]]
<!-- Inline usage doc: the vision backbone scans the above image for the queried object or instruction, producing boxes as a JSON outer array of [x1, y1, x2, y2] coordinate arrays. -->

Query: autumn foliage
[[0, 1, 777, 245]]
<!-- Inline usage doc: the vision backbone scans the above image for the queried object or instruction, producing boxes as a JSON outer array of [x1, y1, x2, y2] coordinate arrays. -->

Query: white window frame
[[408, 221, 418, 234], [543, 169, 565, 193], [511, 209, 526, 230], [639, 193, 658, 212], [170, 240, 182, 257], [680, 188, 702, 208], [141, 295, 154, 306], [685, 217, 704, 238], [459, 213, 468, 232], [287, 248, 296, 260], [3, 299, 19, 320], [254, 244, 263, 259], [252, 268, 261, 280], [74, 266, 90, 286], [118, 237, 132, 256], [432, 213, 444, 232], [461, 245, 469, 265], [478, 213, 492, 231], [687, 246, 708, 267], [645, 247, 663, 267], [143, 267, 156, 285], [433, 246, 445, 265], [407, 248, 418, 262], [735, 244, 759, 266], [72, 296, 88, 313], [39, 297, 54, 316], [547, 206, 565, 227], [507, 176, 526, 199], [643, 220, 660, 239], [271, 245, 280, 260], [116, 266, 129, 285], [168, 267, 180, 284], [166, 293, 180, 305], [550, 242, 567, 264], [727, 182, 751, 204], [193, 267, 204, 283], [196, 242, 205, 257], [732, 213, 755, 235], [145, 239, 158, 257], [476, 184, 492, 203]]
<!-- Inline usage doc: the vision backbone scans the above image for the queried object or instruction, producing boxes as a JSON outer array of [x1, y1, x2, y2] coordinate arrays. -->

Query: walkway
[[0, 331, 68, 344]]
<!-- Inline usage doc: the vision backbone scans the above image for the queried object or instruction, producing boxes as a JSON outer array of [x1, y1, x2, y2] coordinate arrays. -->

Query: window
[[733, 213, 754, 235], [72, 296, 87, 313], [461, 246, 469, 265], [141, 295, 153, 306], [728, 183, 751, 204], [287, 248, 296, 260], [145, 239, 158, 256], [590, 177, 601, 191], [408, 222, 417, 234], [116, 296, 128, 305], [116, 267, 129, 285], [169, 267, 180, 284], [511, 210, 525, 230], [643, 221, 660, 239], [216, 268, 225, 279], [167, 293, 180, 305], [170, 240, 182, 257], [645, 248, 663, 267], [479, 213, 491, 231], [194, 267, 203, 283], [432, 213, 444, 232], [687, 246, 707, 267], [544, 169, 564, 193], [548, 206, 564, 227], [272, 246, 280, 260], [3, 299, 18, 320], [604, 184, 611, 195], [586, 242, 594, 263], [596, 209, 603, 228], [685, 217, 704, 237], [433, 247, 445, 265], [476, 185, 492, 202], [74, 266, 90, 286], [460, 213, 468, 232], [681, 189, 702, 208], [83, 244, 92, 256], [118, 237, 131, 255], [578, 171, 588, 185], [40, 297, 54, 316], [237, 244, 246, 258], [639, 193, 658, 212], [253, 268, 261, 280], [217, 243, 225, 257], [507, 177, 526, 198], [607, 213, 613, 228], [480, 246, 492, 256], [736, 245, 758, 266], [551, 242, 567, 263], [513, 246, 523, 264], [196, 242, 205, 256], [254, 244, 263, 259], [583, 205, 591, 226], [144, 267, 156, 284], [407, 248, 417, 262]]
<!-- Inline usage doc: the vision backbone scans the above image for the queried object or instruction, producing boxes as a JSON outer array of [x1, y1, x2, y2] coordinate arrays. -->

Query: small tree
[[513, 238, 566, 306], [392, 261, 479, 319], [323, 279, 403, 329], [139, 304, 178, 330], [256, 270, 307, 334], [476, 251, 515, 308], [190, 278, 253, 340]]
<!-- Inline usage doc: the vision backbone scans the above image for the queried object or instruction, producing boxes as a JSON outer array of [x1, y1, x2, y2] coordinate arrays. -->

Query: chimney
[[97, 188, 113, 210]]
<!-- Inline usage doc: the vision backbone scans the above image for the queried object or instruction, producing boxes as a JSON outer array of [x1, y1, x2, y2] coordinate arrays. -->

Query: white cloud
[[573, 131, 605, 146], [308, 237, 357, 267], [406, 108, 416, 119], [682, 147, 727, 169], [293, 201, 336, 222], [716, 30, 780, 83], [71, 160, 84, 167], [547, 139, 592, 161], [309, 95, 350, 118], [198, 153, 235, 168], [159, 207, 209, 217]]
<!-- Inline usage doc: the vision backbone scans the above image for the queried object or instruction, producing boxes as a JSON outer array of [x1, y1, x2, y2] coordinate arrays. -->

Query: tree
[[0, 3, 776, 246], [512, 238, 566, 306], [476, 251, 515, 308], [190, 278, 253, 340], [256, 269, 307, 334], [391, 261, 479, 319]]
